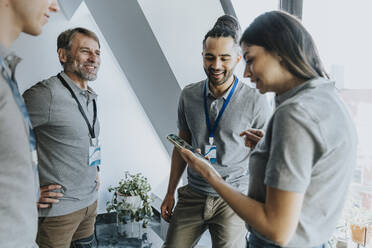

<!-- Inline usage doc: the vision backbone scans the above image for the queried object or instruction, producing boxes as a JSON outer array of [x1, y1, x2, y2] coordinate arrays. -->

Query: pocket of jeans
[[71, 234, 97, 248], [176, 185, 189, 198], [38, 217, 46, 225]]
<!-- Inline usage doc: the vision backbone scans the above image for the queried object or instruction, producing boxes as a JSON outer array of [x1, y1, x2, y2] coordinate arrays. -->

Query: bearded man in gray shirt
[[23, 27, 101, 248], [161, 15, 272, 248]]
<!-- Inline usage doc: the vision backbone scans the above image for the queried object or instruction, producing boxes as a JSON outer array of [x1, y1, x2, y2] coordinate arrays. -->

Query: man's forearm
[[166, 148, 187, 195]]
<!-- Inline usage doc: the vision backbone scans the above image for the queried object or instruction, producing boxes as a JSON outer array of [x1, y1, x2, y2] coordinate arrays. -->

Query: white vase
[[116, 216, 144, 238], [117, 193, 143, 210]]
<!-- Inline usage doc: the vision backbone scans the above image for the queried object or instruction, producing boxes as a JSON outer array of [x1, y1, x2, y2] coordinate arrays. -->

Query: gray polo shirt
[[23, 72, 100, 217], [0, 45, 38, 247], [178, 78, 272, 196], [248, 77, 357, 247]]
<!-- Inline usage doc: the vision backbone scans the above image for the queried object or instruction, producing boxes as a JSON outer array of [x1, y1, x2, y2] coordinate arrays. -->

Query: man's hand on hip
[[37, 184, 63, 208]]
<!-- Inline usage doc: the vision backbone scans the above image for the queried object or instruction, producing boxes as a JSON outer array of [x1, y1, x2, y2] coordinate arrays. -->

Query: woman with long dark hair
[[178, 11, 357, 247]]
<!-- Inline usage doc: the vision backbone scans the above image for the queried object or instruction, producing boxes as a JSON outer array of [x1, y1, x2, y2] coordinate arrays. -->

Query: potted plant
[[106, 171, 153, 231], [331, 183, 372, 248]]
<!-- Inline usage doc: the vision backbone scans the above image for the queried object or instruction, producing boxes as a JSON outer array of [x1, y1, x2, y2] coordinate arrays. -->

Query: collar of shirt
[[275, 77, 333, 107], [60, 71, 98, 101], [206, 77, 237, 100], [0, 43, 22, 79]]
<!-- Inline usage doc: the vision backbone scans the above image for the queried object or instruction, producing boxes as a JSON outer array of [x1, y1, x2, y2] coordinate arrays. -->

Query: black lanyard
[[57, 73, 97, 139]]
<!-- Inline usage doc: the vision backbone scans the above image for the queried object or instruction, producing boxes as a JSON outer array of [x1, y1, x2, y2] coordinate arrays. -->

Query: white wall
[[138, 0, 224, 89], [13, 2, 170, 214]]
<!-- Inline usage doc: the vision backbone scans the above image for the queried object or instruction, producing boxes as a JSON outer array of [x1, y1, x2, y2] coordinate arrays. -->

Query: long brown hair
[[240, 11, 328, 80]]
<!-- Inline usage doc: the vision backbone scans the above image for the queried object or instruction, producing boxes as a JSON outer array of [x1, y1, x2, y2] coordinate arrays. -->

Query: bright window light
[[303, 0, 372, 90]]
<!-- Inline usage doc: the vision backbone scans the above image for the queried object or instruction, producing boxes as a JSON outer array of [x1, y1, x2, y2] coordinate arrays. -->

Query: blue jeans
[[247, 233, 327, 248], [70, 234, 97, 248]]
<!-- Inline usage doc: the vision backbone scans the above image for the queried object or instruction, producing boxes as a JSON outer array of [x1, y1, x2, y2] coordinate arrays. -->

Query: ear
[[236, 53, 242, 64], [275, 53, 283, 63], [57, 48, 67, 64]]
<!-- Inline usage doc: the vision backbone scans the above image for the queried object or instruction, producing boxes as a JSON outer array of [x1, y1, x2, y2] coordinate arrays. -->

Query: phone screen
[[166, 134, 221, 177], [166, 134, 195, 151]]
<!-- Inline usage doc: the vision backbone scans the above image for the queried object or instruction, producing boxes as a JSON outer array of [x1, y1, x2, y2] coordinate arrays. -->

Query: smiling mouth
[[210, 71, 224, 79], [83, 64, 98, 70]]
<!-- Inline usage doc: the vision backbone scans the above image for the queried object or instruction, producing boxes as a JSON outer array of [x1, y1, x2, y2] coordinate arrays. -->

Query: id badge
[[204, 144, 217, 164], [89, 138, 101, 167], [31, 149, 38, 166]]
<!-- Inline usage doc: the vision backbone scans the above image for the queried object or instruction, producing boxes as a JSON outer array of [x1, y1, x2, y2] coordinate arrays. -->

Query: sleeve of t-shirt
[[23, 82, 52, 128], [252, 93, 273, 130], [177, 89, 189, 132], [264, 103, 322, 193]]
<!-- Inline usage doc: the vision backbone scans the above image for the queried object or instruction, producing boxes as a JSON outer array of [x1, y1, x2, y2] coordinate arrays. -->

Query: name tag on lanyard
[[89, 138, 101, 167], [31, 149, 38, 166], [203, 77, 238, 164], [204, 144, 217, 164]]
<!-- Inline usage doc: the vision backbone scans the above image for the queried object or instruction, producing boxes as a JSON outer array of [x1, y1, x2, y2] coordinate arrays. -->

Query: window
[[303, 0, 372, 90]]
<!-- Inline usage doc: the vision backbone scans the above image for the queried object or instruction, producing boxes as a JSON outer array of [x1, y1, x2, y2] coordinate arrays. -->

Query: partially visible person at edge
[[0, 0, 59, 247], [23, 27, 101, 248], [178, 10, 357, 248], [161, 14, 272, 248]]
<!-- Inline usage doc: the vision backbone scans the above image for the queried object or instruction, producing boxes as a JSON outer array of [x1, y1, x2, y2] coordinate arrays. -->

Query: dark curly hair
[[203, 15, 241, 49]]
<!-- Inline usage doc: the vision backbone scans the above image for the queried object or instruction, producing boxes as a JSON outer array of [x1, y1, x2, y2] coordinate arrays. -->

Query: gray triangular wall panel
[[85, 0, 181, 155]]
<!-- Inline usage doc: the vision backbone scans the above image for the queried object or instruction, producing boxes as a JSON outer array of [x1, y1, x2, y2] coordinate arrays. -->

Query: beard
[[64, 54, 99, 81], [204, 66, 235, 87]]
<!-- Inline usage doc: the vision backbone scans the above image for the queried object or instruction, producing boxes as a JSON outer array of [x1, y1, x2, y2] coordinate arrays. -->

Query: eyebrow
[[204, 53, 231, 57], [79, 47, 101, 54], [80, 46, 100, 51]]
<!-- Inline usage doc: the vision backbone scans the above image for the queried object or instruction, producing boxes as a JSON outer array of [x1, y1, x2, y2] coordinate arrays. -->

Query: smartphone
[[167, 134, 221, 177], [167, 134, 212, 164], [167, 134, 195, 151]]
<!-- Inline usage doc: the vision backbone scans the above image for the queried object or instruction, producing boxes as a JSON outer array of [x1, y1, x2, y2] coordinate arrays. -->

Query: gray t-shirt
[[23, 72, 100, 217], [0, 45, 38, 247], [248, 77, 357, 247], [178, 78, 272, 196]]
